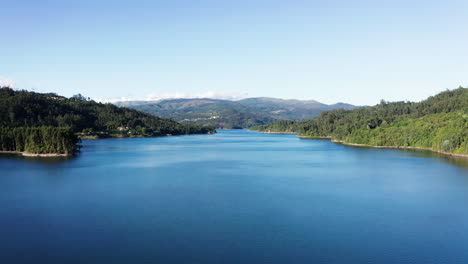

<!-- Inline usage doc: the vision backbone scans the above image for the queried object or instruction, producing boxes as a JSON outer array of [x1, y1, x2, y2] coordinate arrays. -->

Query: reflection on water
[[0, 153, 73, 165], [398, 149, 468, 169]]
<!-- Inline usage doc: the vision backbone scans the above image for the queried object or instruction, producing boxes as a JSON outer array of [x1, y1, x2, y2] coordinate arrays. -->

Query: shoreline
[[255, 132, 468, 159], [247, 130, 296, 134], [261, 131, 296, 134], [330, 140, 468, 159], [0, 151, 71, 157], [298, 135, 332, 139], [79, 131, 216, 140]]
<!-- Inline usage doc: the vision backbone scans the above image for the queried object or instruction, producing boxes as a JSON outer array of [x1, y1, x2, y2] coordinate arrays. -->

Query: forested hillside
[[0, 87, 214, 155], [252, 87, 468, 155], [0, 127, 78, 155], [117, 97, 357, 129], [131, 98, 275, 129]]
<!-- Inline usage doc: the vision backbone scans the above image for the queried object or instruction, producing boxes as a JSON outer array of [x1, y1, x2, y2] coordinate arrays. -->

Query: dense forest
[[0, 87, 215, 155], [252, 87, 468, 155], [0, 127, 77, 154]]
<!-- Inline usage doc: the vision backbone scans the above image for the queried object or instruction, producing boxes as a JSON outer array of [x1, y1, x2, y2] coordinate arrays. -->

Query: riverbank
[[258, 132, 468, 159], [0, 151, 71, 157], [298, 135, 332, 139], [259, 131, 296, 134], [247, 129, 296, 134], [78, 130, 216, 140], [329, 140, 468, 159], [79, 131, 216, 140]]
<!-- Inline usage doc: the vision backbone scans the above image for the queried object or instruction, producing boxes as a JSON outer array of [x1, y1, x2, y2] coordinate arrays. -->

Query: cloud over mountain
[[0, 77, 15, 88], [99, 90, 248, 103]]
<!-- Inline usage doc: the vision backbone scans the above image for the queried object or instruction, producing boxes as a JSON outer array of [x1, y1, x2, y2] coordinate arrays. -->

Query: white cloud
[[96, 96, 135, 103], [146, 91, 248, 101], [98, 90, 249, 103], [0, 77, 15, 88]]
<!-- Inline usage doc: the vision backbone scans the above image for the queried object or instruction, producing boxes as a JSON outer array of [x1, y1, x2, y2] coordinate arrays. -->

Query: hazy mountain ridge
[[115, 97, 358, 128]]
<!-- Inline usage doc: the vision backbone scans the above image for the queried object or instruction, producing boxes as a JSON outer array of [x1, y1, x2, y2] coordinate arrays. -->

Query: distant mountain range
[[115, 97, 358, 129]]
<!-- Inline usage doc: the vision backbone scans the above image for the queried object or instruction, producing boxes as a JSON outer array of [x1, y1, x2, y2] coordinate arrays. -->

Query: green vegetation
[[119, 97, 357, 129], [251, 120, 298, 133], [0, 127, 77, 154], [131, 99, 275, 129], [252, 87, 468, 155], [0, 87, 215, 155]]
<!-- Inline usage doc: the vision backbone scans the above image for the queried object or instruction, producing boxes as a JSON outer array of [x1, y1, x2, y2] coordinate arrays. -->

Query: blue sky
[[1, 0, 467, 105]]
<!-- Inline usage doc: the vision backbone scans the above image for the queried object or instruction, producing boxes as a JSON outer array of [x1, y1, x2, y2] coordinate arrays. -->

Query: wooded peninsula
[[251, 87, 468, 157], [0, 87, 215, 156]]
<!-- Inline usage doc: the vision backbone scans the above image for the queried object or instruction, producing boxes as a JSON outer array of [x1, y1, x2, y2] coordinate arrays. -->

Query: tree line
[[252, 87, 468, 154], [0, 87, 215, 154], [0, 127, 78, 154], [0, 88, 214, 135]]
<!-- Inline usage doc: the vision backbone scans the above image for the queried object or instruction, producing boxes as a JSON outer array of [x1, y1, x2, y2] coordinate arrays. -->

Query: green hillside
[[252, 87, 468, 155], [131, 99, 275, 129], [118, 97, 357, 129], [0, 87, 214, 155]]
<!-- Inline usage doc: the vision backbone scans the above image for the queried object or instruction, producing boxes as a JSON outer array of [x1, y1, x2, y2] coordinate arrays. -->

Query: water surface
[[1, 130, 468, 264]]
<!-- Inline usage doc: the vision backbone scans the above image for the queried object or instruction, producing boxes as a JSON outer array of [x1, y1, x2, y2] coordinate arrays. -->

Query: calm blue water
[[1, 130, 468, 264]]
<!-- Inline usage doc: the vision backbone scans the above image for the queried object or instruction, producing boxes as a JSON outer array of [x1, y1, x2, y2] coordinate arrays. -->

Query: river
[[1, 130, 467, 263]]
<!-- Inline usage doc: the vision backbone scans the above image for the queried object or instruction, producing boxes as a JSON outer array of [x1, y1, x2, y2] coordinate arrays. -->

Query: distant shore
[[247, 130, 296, 134], [329, 140, 468, 159], [298, 136, 332, 139], [0, 151, 71, 157], [79, 131, 216, 140], [260, 131, 296, 134], [253, 132, 468, 159]]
